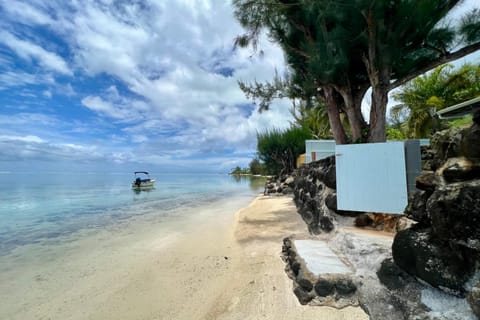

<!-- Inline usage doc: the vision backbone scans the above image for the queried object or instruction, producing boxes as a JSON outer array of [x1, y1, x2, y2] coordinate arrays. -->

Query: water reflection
[[230, 175, 266, 192], [132, 187, 155, 195]]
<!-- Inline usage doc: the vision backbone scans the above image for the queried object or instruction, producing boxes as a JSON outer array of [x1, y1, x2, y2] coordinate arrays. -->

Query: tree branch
[[390, 41, 480, 89]]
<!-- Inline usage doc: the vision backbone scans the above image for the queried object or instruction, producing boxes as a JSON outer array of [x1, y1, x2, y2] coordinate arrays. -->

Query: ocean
[[0, 172, 265, 256], [0, 171, 266, 318]]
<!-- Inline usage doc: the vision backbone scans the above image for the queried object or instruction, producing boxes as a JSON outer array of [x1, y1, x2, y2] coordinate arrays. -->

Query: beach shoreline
[[1, 195, 368, 320]]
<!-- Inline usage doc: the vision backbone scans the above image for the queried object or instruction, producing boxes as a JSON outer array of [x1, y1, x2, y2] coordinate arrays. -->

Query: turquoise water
[[0, 172, 265, 255]]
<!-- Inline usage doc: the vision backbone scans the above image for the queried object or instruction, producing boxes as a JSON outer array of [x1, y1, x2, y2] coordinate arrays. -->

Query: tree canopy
[[234, 0, 480, 144]]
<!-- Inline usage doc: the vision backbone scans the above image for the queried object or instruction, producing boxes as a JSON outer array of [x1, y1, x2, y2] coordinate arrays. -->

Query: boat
[[132, 171, 155, 190]]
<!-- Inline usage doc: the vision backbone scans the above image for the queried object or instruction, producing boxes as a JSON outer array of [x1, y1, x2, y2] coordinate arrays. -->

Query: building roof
[[437, 96, 480, 119]]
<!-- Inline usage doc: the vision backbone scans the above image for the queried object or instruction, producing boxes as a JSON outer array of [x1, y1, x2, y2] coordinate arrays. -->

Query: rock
[[315, 156, 336, 189], [427, 179, 480, 246], [430, 127, 462, 170], [335, 278, 356, 296], [473, 108, 480, 125], [291, 261, 301, 276], [355, 214, 373, 227], [319, 216, 334, 233], [438, 157, 480, 183], [415, 171, 440, 195], [282, 187, 293, 194], [467, 283, 480, 319], [460, 123, 480, 160], [293, 286, 313, 305], [298, 278, 313, 292], [377, 258, 411, 291], [421, 145, 434, 161], [314, 278, 334, 297], [392, 228, 475, 295], [325, 192, 337, 211], [285, 176, 295, 186], [404, 190, 430, 226]]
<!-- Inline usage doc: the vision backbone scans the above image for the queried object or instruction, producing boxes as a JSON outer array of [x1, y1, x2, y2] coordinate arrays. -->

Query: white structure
[[335, 141, 421, 214], [305, 140, 336, 163]]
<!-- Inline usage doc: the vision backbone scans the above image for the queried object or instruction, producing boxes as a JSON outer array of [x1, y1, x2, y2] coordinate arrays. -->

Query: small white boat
[[132, 171, 155, 190]]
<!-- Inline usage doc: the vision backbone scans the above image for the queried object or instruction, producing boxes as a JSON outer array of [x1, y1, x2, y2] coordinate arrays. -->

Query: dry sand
[[2, 196, 368, 320]]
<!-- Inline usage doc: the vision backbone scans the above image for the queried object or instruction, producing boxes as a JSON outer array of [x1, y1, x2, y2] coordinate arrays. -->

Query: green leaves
[[257, 126, 311, 175], [392, 64, 480, 138]]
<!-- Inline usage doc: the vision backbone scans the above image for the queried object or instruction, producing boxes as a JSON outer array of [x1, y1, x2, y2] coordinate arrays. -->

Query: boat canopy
[[134, 171, 149, 175]]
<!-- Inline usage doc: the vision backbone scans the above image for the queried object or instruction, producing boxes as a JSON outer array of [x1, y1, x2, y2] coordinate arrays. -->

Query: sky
[[0, 0, 479, 174]]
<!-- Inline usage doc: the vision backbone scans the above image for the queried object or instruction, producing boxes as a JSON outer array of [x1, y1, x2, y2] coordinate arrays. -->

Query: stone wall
[[291, 156, 355, 234], [392, 115, 480, 318]]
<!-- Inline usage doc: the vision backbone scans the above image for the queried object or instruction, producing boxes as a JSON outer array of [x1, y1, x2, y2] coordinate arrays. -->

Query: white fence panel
[[305, 140, 336, 163], [335, 142, 408, 214]]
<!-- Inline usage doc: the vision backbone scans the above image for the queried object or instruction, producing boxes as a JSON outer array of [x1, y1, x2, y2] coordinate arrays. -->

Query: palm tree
[[393, 64, 480, 138]]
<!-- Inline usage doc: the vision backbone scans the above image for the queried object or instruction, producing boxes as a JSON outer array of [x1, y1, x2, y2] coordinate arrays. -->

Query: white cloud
[[0, 134, 45, 143], [0, 0, 54, 26], [0, 30, 72, 75], [0, 0, 298, 170]]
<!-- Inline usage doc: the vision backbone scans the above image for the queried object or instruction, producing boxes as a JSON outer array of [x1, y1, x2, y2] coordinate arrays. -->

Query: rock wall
[[392, 116, 480, 318], [291, 156, 355, 234]]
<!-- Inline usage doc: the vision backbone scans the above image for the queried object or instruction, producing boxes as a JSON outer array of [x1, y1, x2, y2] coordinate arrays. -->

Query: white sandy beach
[[1, 195, 368, 320]]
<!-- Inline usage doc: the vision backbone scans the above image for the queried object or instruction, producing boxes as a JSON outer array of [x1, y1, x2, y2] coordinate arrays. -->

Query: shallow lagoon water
[[0, 172, 265, 255], [0, 172, 265, 318]]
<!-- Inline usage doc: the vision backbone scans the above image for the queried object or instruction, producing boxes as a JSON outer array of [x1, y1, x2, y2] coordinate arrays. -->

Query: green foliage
[[448, 115, 473, 128], [230, 166, 249, 175], [248, 158, 267, 175], [291, 100, 332, 140], [392, 64, 480, 138], [257, 126, 312, 175], [386, 126, 408, 140]]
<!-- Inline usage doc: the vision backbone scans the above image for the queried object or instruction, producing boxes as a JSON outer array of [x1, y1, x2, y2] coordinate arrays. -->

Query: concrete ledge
[[282, 237, 358, 308]]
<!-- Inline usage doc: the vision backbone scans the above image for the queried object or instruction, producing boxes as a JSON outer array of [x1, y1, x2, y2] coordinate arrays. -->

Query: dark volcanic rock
[[415, 172, 440, 195], [430, 127, 462, 170], [392, 228, 475, 295], [315, 156, 337, 189], [293, 286, 313, 305], [319, 216, 334, 233], [467, 283, 480, 319], [325, 192, 337, 211], [355, 214, 374, 227], [291, 261, 301, 276], [440, 157, 480, 183], [460, 123, 480, 160], [404, 190, 430, 226], [427, 180, 480, 246], [314, 278, 334, 297], [298, 278, 313, 292], [377, 258, 411, 291], [293, 155, 346, 233], [335, 278, 356, 296], [474, 108, 480, 124]]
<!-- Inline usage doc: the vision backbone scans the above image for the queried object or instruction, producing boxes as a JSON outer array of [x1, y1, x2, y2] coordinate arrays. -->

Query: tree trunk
[[368, 83, 389, 142], [363, 8, 389, 143], [323, 87, 347, 144]]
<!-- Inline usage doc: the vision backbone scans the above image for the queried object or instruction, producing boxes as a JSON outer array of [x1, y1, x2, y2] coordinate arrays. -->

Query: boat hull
[[132, 179, 155, 189]]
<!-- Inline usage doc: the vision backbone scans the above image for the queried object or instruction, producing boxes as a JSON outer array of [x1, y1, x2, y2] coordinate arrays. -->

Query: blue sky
[[0, 0, 479, 173]]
